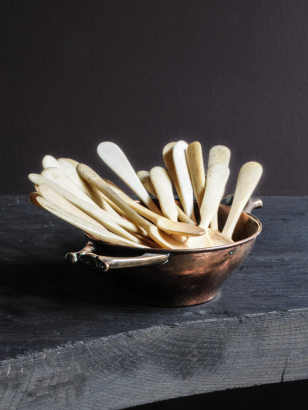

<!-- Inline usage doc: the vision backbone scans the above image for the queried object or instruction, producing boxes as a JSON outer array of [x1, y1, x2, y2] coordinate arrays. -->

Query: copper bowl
[[66, 196, 262, 307]]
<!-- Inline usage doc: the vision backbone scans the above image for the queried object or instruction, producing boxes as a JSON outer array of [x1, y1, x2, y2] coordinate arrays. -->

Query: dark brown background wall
[[1, 0, 308, 195]]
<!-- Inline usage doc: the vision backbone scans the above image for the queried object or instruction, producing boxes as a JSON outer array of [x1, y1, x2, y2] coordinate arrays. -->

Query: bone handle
[[59, 158, 79, 168], [208, 146, 231, 230], [77, 165, 190, 249], [172, 141, 196, 221], [36, 196, 148, 249], [150, 167, 178, 221], [208, 145, 231, 169], [29, 173, 147, 238], [103, 180, 162, 225], [77, 164, 152, 232], [137, 170, 195, 226], [97, 142, 162, 215], [37, 184, 145, 245], [187, 141, 206, 209], [199, 165, 230, 230], [222, 162, 263, 240], [136, 170, 157, 196], [42, 155, 63, 170], [58, 158, 119, 216], [162, 142, 184, 205], [103, 180, 201, 238], [41, 167, 97, 206], [36, 184, 109, 230]]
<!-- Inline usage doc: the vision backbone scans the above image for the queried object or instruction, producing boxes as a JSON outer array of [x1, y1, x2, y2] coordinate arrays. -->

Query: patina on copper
[[66, 196, 262, 307]]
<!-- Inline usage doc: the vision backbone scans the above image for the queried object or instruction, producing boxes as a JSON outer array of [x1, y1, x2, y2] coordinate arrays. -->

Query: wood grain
[[0, 195, 308, 409]]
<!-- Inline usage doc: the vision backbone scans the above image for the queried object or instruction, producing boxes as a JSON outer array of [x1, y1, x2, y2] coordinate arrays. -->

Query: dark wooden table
[[0, 195, 308, 410]]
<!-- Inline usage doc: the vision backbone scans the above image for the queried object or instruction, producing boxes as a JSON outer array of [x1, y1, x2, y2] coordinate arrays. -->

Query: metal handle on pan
[[66, 241, 169, 272], [221, 195, 263, 214], [243, 197, 263, 214]]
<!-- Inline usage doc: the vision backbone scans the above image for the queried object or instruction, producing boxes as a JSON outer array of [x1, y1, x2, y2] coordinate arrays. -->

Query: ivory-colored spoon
[[36, 196, 148, 249], [58, 158, 98, 197], [133, 235, 163, 249], [149, 167, 187, 244], [222, 162, 263, 241], [184, 164, 232, 248], [185, 143, 227, 245], [162, 142, 184, 206], [137, 170, 195, 226], [59, 158, 79, 168], [187, 141, 206, 209], [136, 170, 156, 196], [208, 145, 231, 169], [41, 167, 98, 205], [41, 167, 147, 235], [29, 192, 43, 208], [42, 155, 63, 170], [172, 141, 196, 221], [208, 146, 231, 231], [29, 173, 148, 242], [77, 164, 190, 249], [150, 167, 178, 222], [39, 184, 148, 245], [57, 158, 118, 215], [208, 146, 230, 230], [56, 164, 150, 224], [97, 142, 162, 215], [37, 184, 109, 229], [103, 179, 205, 238]]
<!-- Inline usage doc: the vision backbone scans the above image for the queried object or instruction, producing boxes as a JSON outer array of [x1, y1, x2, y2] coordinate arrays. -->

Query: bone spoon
[[137, 170, 195, 225], [185, 143, 227, 244], [41, 167, 99, 206], [222, 162, 263, 241], [36, 196, 148, 249], [97, 142, 162, 215], [208, 146, 231, 231], [162, 142, 184, 207], [42, 167, 128, 224], [29, 173, 148, 241], [40, 168, 148, 237], [173, 141, 196, 221], [187, 141, 206, 209], [150, 167, 187, 243], [184, 164, 232, 248], [39, 184, 146, 245], [37, 184, 109, 230], [102, 179, 205, 238], [77, 164, 190, 249], [150, 167, 178, 222], [59, 158, 79, 168], [36, 184, 148, 246], [29, 192, 43, 208], [42, 155, 63, 170], [57, 158, 119, 215]]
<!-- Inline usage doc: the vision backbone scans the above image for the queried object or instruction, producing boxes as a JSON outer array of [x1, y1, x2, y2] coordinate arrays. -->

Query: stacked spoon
[[28, 141, 263, 250]]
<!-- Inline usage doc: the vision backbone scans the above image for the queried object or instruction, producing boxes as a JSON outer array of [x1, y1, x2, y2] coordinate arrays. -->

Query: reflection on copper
[[67, 200, 262, 307]]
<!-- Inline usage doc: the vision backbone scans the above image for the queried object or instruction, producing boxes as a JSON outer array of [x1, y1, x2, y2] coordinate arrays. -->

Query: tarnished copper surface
[[67, 198, 262, 307]]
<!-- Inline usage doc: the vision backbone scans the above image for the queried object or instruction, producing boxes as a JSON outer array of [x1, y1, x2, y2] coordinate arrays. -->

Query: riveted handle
[[221, 195, 262, 214], [243, 197, 263, 214], [66, 241, 170, 272]]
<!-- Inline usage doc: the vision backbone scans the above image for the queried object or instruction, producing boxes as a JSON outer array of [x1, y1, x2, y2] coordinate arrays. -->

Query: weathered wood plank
[[0, 310, 308, 409], [0, 195, 308, 409], [1, 196, 308, 359]]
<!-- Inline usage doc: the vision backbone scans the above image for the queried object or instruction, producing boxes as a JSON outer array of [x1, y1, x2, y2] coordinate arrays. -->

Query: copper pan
[[66, 196, 262, 307]]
